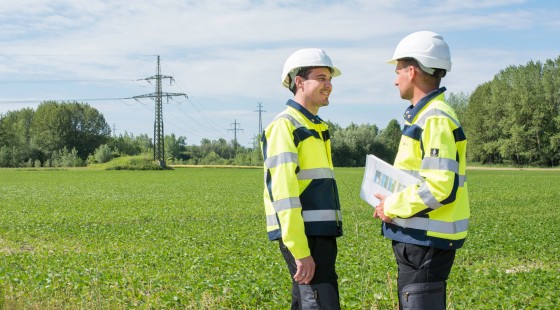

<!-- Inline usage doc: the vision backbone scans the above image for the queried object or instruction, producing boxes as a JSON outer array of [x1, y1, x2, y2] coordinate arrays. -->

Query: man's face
[[394, 61, 413, 101], [300, 67, 333, 108]]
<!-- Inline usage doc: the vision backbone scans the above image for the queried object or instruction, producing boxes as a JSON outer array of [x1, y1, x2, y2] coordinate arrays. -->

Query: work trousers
[[392, 241, 456, 310], [279, 236, 340, 310]]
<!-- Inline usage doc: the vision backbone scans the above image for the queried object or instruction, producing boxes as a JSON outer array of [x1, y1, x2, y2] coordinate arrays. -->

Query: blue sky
[[0, 0, 558, 147]]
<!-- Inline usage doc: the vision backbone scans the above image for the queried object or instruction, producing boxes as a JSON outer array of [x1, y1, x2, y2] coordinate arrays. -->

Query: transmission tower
[[254, 102, 266, 135], [133, 55, 186, 167], [228, 119, 243, 147]]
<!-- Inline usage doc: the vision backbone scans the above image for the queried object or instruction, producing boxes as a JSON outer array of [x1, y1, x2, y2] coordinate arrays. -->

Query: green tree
[[375, 119, 402, 164], [466, 81, 505, 164], [465, 56, 560, 166], [31, 101, 73, 157], [0, 108, 36, 166], [66, 102, 112, 158], [31, 101, 111, 160], [0, 146, 16, 167], [538, 57, 560, 166], [108, 131, 143, 156], [134, 134, 153, 154], [448, 92, 469, 126], [164, 133, 187, 161], [199, 138, 236, 160], [331, 122, 380, 167]]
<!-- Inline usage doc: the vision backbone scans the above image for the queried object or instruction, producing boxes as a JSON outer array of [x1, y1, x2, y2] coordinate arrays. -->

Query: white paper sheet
[[359, 154, 422, 207]]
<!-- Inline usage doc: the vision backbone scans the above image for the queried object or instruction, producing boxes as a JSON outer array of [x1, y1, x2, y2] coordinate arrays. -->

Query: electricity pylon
[[228, 119, 243, 151], [133, 55, 186, 167], [255, 102, 266, 135]]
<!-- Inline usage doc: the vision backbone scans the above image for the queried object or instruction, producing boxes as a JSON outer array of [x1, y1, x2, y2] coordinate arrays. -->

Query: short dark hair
[[398, 57, 444, 85], [288, 66, 334, 94]]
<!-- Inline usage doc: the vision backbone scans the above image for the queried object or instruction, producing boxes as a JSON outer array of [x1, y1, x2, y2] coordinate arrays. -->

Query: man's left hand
[[373, 193, 392, 223]]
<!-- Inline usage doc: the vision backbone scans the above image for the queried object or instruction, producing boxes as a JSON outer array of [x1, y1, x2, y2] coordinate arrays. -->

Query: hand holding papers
[[360, 154, 422, 207]]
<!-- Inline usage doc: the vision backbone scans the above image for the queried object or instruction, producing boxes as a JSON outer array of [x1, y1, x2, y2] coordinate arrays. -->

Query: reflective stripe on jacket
[[261, 100, 342, 259], [383, 87, 470, 250]]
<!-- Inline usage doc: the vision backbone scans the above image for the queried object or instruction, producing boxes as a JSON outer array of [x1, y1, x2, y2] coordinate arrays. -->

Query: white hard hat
[[387, 31, 452, 74], [282, 48, 341, 89]]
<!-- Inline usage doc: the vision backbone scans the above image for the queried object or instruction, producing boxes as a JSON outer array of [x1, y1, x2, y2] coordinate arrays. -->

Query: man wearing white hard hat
[[373, 31, 470, 309], [261, 48, 343, 309]]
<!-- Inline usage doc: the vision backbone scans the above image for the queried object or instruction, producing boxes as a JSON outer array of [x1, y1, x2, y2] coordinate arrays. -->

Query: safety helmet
[[281, 48, 341, 89], [387, 31, 451, 74]]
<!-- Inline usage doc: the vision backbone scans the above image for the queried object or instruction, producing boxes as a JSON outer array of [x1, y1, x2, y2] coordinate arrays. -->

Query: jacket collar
[[286, 99, 324, 124], [403, 87, 446, 123]]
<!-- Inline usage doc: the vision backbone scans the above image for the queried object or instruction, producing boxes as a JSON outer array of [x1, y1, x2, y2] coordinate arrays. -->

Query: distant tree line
[[0, 100, 402, 168], [328, 120, 402, 166]]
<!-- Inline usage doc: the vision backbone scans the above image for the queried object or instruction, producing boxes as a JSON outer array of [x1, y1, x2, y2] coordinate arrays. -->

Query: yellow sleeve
[[264, 118, 310, 259]]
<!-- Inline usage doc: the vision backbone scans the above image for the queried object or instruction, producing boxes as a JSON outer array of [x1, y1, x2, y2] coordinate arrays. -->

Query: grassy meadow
[[0, 167, 559, 309]]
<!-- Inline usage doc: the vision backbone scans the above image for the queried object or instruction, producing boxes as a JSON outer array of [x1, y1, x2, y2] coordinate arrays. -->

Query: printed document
[[360, 154, 422, 207]]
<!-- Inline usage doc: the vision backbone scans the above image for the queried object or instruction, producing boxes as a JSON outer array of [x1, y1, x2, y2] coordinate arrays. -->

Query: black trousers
[[279, 236, 340, 310], [392, 241, 456, 310]]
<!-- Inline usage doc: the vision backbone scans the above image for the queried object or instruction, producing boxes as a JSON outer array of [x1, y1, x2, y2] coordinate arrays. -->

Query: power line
[[0, 53, 158, 57], [168, 97, 226, 138], [0, 97, 131, 104], [0, 79, 138, 84], [161, 63, 227, 135], [165, 98, 225, 140]]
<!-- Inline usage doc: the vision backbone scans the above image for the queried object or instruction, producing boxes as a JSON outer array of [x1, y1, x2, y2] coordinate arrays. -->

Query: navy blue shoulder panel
[[403, 124, 423, 141], [322, 129, 330, 141], [293, 127, 321, 147], [453, 127, 466, 142]]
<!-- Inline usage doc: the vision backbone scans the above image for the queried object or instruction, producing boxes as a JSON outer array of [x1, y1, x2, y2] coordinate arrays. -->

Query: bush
[[51, 147, 84, 167], [199, 151, 227, 165], [94, 144, 113, 164]]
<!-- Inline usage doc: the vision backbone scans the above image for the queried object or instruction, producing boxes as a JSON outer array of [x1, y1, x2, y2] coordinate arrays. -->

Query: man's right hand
[[293, 255, 315, 284]]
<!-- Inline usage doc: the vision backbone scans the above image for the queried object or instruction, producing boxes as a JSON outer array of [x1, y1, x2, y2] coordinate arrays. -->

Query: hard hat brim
[[386, 58, 398, 65]]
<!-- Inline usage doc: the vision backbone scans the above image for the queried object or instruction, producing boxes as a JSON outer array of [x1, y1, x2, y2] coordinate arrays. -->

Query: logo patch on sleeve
[[430, 148, 439, 157]]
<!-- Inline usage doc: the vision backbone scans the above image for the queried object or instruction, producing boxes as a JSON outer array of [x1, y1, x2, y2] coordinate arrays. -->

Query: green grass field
[[1, 167, 559, 309]]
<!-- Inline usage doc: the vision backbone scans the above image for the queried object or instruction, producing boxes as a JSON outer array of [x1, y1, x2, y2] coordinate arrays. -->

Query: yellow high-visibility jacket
[[261, 100, 342, 259], [383, 87, 469, 250]]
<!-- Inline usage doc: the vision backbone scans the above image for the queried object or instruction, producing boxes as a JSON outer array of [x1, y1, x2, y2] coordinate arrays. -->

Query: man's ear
[[295, 75, 304, 89], [408, 65, 416, 79]]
